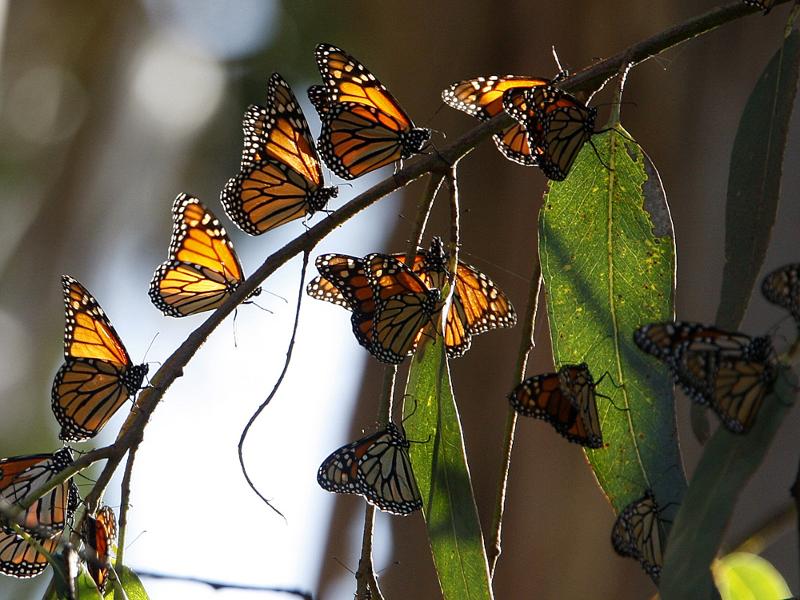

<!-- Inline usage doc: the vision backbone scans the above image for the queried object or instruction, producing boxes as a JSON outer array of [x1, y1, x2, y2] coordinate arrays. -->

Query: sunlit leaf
[[716, 29, 800, 329], [713, 552, 792, 600], [108, 565, 149, 600], [539, 128, 687, 517], [403, 335, 493, 600]]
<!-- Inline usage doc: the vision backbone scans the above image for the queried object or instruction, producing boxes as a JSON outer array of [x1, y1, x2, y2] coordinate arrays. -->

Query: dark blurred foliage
[[0, 1, 797, 599]]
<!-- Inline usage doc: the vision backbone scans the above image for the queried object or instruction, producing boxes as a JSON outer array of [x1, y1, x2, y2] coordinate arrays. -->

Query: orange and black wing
[[312, 43, 430, 179], [508, 364, 602, 448], [442, 75, 550, 166], [611, 489, 666, 584], [633, 321, 756, 364], [83, 505, 116, 594], [56, 277, 148, 442], [761, 263, 800, 328], [222, 73, 337, 234], [0, 449, 79, 578], [150, 193, 253, 317], [709, 354, 776, 433], [317, 423, 421, 515]]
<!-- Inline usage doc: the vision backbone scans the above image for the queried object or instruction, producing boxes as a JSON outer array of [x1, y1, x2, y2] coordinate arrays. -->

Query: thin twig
[[237, 249, 313, 519], [115, 444, 138, 567], [408, 173, 445, 254], [488, 267, 543, 577], [21, 0, 771, 537], [355, 504, 383, 600], [135, 570, 312, 599]]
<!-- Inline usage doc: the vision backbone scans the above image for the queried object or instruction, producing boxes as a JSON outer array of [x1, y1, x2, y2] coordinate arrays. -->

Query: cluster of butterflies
[[0, 447, 117, 592]]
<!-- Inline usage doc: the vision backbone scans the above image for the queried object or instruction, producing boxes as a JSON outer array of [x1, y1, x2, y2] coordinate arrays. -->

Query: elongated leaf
[[713, 552, 792, 600], [403, 337, 493, 600], [539, 128, 686, 516], [717, 29, 800, 329], [110, 565, 149, 600], [659, 367, 796, 600]]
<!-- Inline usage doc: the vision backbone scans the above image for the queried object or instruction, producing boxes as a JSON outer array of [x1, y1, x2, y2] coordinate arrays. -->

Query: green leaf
[[659, 367, 796, 600], [713, 552, 792, 600], [403, 337, 493, 600], [716, 29, 800, 329], [539, 128, 687, 515], [74, 569, 104, 600], [108, 565, 149, 600]]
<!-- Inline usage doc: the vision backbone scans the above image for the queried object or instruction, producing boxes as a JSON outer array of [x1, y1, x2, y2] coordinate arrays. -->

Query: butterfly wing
[[611, 490, 665, 584], [313, 44, 430, 179], [317, 423, 421, 515], [83, 505, 117, 594], [442, 75, 550, 166], [150, 193, 250, 317], [222, 74, 336, 234], [761, 263, 800, 325], [709, 356, 776, 433]]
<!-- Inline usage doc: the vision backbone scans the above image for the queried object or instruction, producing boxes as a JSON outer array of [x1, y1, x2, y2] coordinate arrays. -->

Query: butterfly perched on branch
[[308, 43, 431, 180], [150, 193, 260, 317], [611, 489, 668, 584], [52, 277, 149, 441], [222, 73, 337, 235]]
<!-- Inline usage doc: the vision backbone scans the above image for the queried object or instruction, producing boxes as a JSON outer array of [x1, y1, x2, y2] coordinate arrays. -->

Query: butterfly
[[634, 321, 777, 433], [761, 263, 800, 329], [441, 75, 551, 166], [82, 505, 116, 594], [307, 251, 443, 364], [308, 43, 431, 180], [308, 238, 516, 358], [150, 193, 260, 317], [611, 489, 667, 584], [508, 363, 603, 448], [52, 276, 149, 442], [0, 448, 79, 578], [503, 84, 598, 181], [221, 73, 337, 235], [317, 423, 422, 516], [744, 0, 776, 14]]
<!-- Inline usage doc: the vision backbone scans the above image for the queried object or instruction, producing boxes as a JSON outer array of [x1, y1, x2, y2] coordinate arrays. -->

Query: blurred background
[[0, 1, 798, 598]]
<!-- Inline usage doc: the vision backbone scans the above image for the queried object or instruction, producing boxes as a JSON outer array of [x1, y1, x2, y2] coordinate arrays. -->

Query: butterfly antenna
[[248, 301, 275, 314], [139, 332, 159, 366], [588, 138, 613, 173], [551, 46, 568, 80], [261, 289, 288, 304], [459, 248, 528, 283], [332, 557, 356, 575], [232, 308, 239, 348], [401, 394, 419, 422]]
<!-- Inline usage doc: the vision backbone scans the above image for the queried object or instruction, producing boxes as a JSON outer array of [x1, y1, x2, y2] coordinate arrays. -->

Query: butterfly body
[[310, 44, 431, 180], [222, 73, 337, 235], [508, 363, 603, 448], [54, 277, 148, 442], [317, 423, 422, 516], [611, 489, 666, 584], [0, 449, 79, 578], [442, 75, 551, 165], [150, 193, 258, 317]]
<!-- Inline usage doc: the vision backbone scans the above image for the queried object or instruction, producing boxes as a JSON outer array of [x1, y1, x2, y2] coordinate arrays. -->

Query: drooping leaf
[[539, 128, 687, 517], [403, 335, 493, 600], [108, 565, 149, 600], [713, 552, 792, 600], [659, 367, 796, 600], [716, 29, 800, 329]]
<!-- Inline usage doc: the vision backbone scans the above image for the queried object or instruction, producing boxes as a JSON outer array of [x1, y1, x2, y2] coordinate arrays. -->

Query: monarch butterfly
[[52, 276, 149, 442], [0, 448, 79, 578], [308, 238, 516, 358], [442, 75, 551, 166], [503, 84, 598, 181], [508, 363, 603, 448], [221, 73, 338, 235], [744, 0, 776, 13], [761, 263, 800, 328], [317, 423, 422, 516], [634, 321, 777, 433], [308, 43, 431, 180], [150, 193, 260, 317], [82, 505, 116, 594], [307, 251, 443, 364], [611, 489, 667, 584]]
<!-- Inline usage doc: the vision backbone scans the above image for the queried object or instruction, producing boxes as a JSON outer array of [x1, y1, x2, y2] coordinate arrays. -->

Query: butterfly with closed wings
[[611, 489, 668, 584], [317, 423, 422, 516], [221, 73, 338, 235], [308, 43, 431, 180], [150, 193, 260, 317], [82, 505, 117, 594], [52, 276, 149, 442], [0, 448, 79, 578]]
